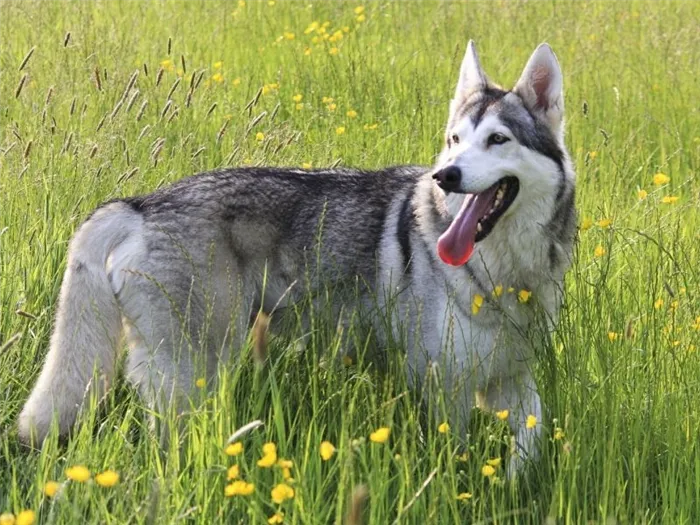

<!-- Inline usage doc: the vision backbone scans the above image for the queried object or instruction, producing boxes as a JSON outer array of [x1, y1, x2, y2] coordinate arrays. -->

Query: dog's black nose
[[432, 166, 462, 192]]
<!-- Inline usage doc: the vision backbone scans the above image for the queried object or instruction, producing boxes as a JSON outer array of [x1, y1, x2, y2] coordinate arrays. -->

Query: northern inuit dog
[[19, 42, 575, 472]]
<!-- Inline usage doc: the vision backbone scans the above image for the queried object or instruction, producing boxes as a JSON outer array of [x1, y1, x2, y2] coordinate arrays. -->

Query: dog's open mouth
[[437, 176, 520, 266]]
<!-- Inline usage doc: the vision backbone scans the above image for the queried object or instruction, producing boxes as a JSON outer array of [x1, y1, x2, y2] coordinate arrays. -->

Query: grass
[[1, 0, 700, 523]]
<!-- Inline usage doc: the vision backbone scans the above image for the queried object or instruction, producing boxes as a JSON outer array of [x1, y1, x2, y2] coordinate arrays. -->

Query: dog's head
[[434, 41, 568, 267]]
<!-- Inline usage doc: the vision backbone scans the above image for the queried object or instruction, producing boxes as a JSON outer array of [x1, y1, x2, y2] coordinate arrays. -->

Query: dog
[[18, 41, 575, 473]]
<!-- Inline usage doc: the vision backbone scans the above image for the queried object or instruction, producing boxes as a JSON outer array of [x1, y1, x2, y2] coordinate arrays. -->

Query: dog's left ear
[[514, 43, 564, 136]]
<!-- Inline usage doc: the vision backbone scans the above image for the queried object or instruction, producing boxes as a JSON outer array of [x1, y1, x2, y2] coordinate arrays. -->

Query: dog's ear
[[454, 40, 489, 100], [514, 43, 564, 135]]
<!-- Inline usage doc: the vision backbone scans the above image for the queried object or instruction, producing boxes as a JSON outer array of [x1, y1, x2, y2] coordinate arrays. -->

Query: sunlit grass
[[1, 1, 699, 523]]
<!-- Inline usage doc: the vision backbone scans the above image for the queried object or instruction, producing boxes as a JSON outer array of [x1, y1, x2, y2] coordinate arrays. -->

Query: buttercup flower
[[518, 290, 532, 303], [268, 513, 284, 524], [335, 126, 346, 135], [456, 492, 472, 501], [594, 245, 606, 257], [438, 422, 450, 434], [471, 294, 483, 315], [43, 481, 60, 498], [256, 132, 265, 142], [346, 110, 358, 118], [493, 285, 503, 297], [637, 189, 648, 200], [95, 470, 119, 487], [369, 427, 390, 443], [16, 512, 34, 525], [65, 465, 90, 482], [486, 457, 501, 467], [526, 414, 537, 429], [481, 464, 496, 477], [580, 217, 593, 231], [320, 441, 336, 460], [495, 409, 509, 421], [225, 442, 244, 456], [225, 480, 255, 496], [227, 464, 240, 480], [0, 514, 14, 525], [271, 483, 295, 504], [257, 442, 278, 467], [554, 427, 565, 440], [653, 173, 670, 185], [195, 377, 206, 388], [597, 218, 612, 228]]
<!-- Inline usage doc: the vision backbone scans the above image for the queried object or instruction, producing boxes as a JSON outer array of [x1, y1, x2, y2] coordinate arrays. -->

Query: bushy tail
[[18, 202, 141, 445]]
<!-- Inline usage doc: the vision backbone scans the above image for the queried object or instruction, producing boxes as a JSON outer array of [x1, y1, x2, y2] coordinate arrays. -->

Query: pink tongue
[[437, 184, 499, 266]]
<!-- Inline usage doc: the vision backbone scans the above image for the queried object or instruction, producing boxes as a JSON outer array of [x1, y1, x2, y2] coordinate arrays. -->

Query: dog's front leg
[[478, 371, 542, 477]]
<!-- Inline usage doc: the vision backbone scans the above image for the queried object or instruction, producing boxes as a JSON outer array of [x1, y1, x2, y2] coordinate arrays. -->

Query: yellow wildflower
[[471, 294, 484, 315], [327, 103, 337, 111], [336, 126, 346, 135], [213, 61, 223, 69], [195, 377, 206, 388], [320, 441, 336, 460], [594, 245, 606, 257], [363, 123, 378, 130], [94, 470, 119, 488], [329, 47, 339, 56], [238, 0, 246, 6], [160, 59, 175, 72], [271, 483, 295, 504], [225, 442, 244, 456], [597, 218, 612, 228], [526, 414, 537, 429], [304, 21, 319, 34], [0, 514, 14, 525], [268, 513, 284, 525], [495, 409, 509, 421], [292, 94, 303, 103], [653, 173, 670, 185], [322, 96, 334, 104], [211, 73, 224, 84], [456, 492, 472, 501], [302, 162, 312, 169], [354, 6, 365, 14], [554, 427, 565, 440], [304, 48, 312, 56], [257, 442, 277, 467], [369, 426, 390, 443], [486, 457, 501, 467], [296, 103, 304, 110], [44, 481, 60, 497], [580, 217, 593, 231], [15, 512, 34, 525], [507, 286, 515, 293], [438, 422, 450, 434], [284, 32, 295, 40], [493, 284, 503, 297], [224, 480, 255, 496], [481, 464, 496, 477], [661, 195, 679, 204], [608, 332, 619, 342], [343, 26, 350, 33], [256, 132, 265, 142], [588, 151, 598, 159], [268, 0, 275, 5], [277, 459, 293, 469], [518, 289, 532, 303], [637, 189, 648, 200], [227, 464, 240, 480], [457, 452, 469, 462], [282, 468, 293, 481], [692, 317, 700, 331], [232, 78, 241, 86], [65, 465, 90, 482], [346, 109, 358, 118], [654, 298, 664, 310], [356, 14, 366, 22]]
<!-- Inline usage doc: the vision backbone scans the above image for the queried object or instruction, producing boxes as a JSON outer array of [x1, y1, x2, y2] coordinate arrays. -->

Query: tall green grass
[[1, 1, 699, 523]]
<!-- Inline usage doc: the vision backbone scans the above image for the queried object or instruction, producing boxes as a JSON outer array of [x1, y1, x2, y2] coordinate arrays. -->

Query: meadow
[[1, 1, 699, 523]]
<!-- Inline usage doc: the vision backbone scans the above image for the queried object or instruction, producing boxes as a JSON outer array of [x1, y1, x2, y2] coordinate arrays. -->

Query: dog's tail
[[18, 202, 142, 445]]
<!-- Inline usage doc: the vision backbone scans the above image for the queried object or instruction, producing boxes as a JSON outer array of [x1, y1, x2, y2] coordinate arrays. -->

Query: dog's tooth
[[494, 198, 501, 208], [476, 222, 483, 232]]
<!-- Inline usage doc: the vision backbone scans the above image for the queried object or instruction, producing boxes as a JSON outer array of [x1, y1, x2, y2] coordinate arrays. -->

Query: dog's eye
[[450, 134, 460, 145], [487, 133, 510, 146]]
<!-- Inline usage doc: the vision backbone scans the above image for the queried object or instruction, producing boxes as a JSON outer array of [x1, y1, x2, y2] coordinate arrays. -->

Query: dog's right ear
[[454, 40, 489, 100]]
